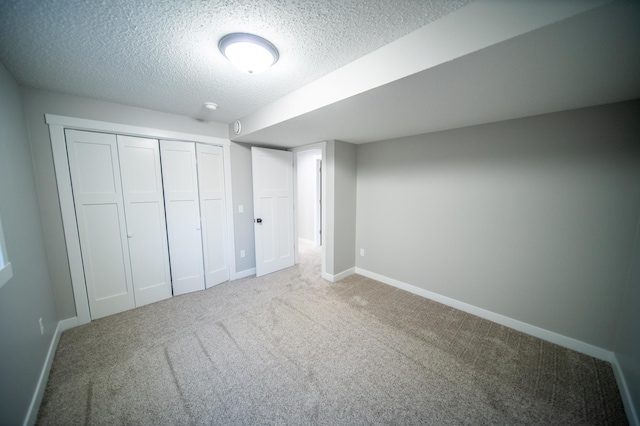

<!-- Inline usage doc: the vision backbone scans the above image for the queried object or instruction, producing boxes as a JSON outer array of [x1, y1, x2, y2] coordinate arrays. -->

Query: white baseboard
[[23, 316, 78, 426], [323, 267, 355, 283], [357, 267, 637, 425], [355, 268, 613, 361], [231, 268, 256, 280], [58, 317, 78, 332], [611, 354, 639, 426], [321, 272, 333, 282]]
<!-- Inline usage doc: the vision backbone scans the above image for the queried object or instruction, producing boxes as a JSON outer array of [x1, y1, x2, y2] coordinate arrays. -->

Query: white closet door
[[65, 129, 135, 319], [160, 140, 205, 295], [117, 135, 172, 306], [196, 144, 229, 288]]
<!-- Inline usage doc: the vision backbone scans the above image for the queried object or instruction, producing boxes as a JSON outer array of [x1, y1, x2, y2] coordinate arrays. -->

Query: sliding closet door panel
[[160, 140, 205, 295], [196, 144, 229, 288], [65, 129, 135, 319], [117, 135, 172, 306]]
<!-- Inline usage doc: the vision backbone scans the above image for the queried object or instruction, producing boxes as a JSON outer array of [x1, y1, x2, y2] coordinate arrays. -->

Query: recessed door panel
[[74, 142, 118, 194], [166, 200, 205, 277], [81, 203, 129, 300], [118, 143, 160, 194], [202, 198, 226, 272], [126, 201, 170, 290], [162, 149, 196, 193], [278, 196, 292, 259], [198, 151, 224, 192], [260, 197, 276, 263]]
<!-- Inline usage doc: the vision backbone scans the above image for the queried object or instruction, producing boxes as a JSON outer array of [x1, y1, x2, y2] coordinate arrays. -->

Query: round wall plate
[[234, 120, 242, 135]]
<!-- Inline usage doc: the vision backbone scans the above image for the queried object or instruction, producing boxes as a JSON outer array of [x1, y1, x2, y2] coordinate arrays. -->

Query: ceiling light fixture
[[218, 33, 279, 75], [204, 102, 218, 110]]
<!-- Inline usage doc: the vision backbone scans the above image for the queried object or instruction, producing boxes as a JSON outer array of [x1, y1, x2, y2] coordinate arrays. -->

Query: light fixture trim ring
[[218, 32, 279, 72]]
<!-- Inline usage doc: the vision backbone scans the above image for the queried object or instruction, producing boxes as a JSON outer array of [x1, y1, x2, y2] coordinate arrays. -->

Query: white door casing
[[252, 147, 295, 277], [65, 129, 135, 319], [117, 135, 172, 306], [196, 143, 229, 287], [160, 140, 206, 295], [316, 158, 322, 247]]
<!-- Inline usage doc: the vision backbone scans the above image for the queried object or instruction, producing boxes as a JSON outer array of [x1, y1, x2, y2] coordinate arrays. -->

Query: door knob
[[256, 218, 262, 224], [127, 232, 134, 238]]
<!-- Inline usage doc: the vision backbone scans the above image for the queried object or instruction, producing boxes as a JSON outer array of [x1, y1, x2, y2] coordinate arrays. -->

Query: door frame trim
[[46, 114, 236, 325]]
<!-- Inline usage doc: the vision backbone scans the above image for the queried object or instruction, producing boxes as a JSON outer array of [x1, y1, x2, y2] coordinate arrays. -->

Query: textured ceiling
[[235, 0, 640, 147], [0, 0, 471, 124]]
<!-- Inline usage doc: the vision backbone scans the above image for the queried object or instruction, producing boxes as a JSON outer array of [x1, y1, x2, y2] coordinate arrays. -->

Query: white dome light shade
[[219, 33, 279, 75]]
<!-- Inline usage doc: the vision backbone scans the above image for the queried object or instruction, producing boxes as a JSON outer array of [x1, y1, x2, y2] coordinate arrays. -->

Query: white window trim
[[0, 215, 13, 289]]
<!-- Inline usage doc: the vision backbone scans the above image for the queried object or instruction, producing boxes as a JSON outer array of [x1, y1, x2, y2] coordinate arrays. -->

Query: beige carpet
[[37, 244, 627, 425]]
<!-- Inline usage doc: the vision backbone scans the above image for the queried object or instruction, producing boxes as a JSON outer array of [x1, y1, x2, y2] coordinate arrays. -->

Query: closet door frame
[[47, 114, 235, 325]]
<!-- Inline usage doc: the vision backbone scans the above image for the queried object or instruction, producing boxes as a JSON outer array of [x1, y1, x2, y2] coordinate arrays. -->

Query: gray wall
[[355, 101, 640, 350], [615, 215, 640, 420], [332, 140, 357, 275], [0, 65, 59, 425], [20, 87, 228, 319], [230, 142, 256, 272]]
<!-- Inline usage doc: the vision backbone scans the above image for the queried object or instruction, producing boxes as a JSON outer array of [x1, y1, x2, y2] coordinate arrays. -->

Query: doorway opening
[[296, 149, 322, 247], [293, 144, 326, 277]]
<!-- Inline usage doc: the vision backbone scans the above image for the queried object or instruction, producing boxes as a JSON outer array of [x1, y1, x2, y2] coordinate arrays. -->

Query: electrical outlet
[[39, 318, 44, 335], [240, 250, 246, 258], [360, 249, 365, 256]]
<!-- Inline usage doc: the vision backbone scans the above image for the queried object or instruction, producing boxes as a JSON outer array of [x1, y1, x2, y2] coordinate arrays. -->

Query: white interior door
[[160, 140, 205, 295], [252, 147, 294, 277], [117, 135, 172, 306], [196, 143, 229, 288], [65, 129, 135, 319]]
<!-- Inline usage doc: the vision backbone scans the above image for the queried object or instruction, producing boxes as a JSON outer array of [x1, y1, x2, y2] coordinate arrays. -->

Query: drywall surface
[[333, 140, 357, 275], [356, 101, 640, 349], [324, 141, 336, 276], [615, 215, 640, 422], [0, 64, 58, 425], [297, 149, 321, 243], [233, 0, 610, 144], [20, 87, 228, 319], [230, 142, 256, 273]]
